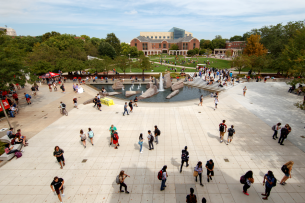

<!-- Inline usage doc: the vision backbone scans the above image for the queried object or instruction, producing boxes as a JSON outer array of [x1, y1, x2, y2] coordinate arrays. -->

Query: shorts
[[207, 170, 214, 176], [26, 98, 30, 101], [285, 173, 289, 177], [81, 139, 86, 141], [220, 132, 225, 137], [56, 155, 65, 162], [32, 91, 35, 94], [227, 135, 233, 140], [55, 188, 63, 195], [74, 103, 77, 107], [14, 98, 18, 101], [215, 103, 218, 106]]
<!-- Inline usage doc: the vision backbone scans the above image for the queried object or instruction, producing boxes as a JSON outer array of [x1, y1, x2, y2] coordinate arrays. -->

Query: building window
[[167, 36, 169, 39], [159, 36, 161, 39], [183, 43, 185, 50], [151, 36, 153, 38], [163, 43, 166, 48], [159, 43, 161, 48], [155, 36, 157, 39], [142, 43, 148, 50], [135, 43, 137, 47], [186, 43, 188, 49], [168, 44, 171, 48], [134, 39, 137, 42], [147, 36, 149, 38], [163, 36, 165, 39], [193, 43, 196, 49]]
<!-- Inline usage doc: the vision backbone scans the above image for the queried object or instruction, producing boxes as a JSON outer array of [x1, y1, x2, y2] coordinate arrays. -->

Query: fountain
[[142, 91, 143, 94], [139, 83, 141, 87], [159, 73, 164, 91], [138, 85, 140, 89], [122, 87, 124, 90], [130, 87, 131, 91]]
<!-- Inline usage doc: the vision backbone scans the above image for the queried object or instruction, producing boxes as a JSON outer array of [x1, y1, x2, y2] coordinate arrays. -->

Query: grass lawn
[[0, 141, 6, 156], [233, 67, 278, 73], [115, 64, 195, 73]]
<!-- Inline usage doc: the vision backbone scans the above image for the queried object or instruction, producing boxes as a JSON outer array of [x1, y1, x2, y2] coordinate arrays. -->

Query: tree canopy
[[105, 33, 121, 56], [98, 42, 116, 59]]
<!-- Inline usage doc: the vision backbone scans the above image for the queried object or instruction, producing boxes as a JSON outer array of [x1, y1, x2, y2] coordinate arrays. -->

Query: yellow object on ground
[[101, 97, 115, 106]]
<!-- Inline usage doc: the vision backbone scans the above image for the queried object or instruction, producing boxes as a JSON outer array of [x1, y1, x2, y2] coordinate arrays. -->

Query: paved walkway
[[0, 83, 305, 203]]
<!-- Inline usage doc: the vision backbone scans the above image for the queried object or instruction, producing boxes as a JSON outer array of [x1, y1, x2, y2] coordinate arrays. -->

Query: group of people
[[4, 128, 28, 157], [79, 128, 95, 148], [123, 97, 138, 116], [272, 122, 292, 145]]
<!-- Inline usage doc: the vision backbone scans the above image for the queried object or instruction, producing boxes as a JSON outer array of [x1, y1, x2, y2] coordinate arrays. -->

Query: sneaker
[[210, 176, 212, 180], [110, 142, 112, 146], [61, 194, 65, 197], [120, 190, 124, 192], [220, 140, 223, 143], [84, 146, 86, 148], [226, 142, 228, 145], [207, 178, 209, 182], [20, 150, 24, 152], [200, 183, 204, 187], [125, 191, 129, 194], [243, 192, 249, 196]]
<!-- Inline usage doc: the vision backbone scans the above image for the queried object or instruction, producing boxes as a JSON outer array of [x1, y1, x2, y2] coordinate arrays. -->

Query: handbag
[[193, 170, 198, 177]]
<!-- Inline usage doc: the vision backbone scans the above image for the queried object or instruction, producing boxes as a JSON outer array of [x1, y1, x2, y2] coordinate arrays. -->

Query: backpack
[[181, 150, 188, 161], [272, 125, 276, 131], [273, 177, 277, 187], [219, 124, 225, 132], [228, 128, 234, 136], [15, 151, 22, 158], [240, 175, 246, 184], [29, 95, 32, 99], [88, 131, 94, 138], [60, 85, 63, 90], [187, 194, 197, 203], [157, 170, 163, 180], [113, 132, 118, 141], [62, 103, 66, 108], [281, 165, 289, 174], [150, 135, 154, 142], [11, 139, 15, 145], [116, 175, 120, 184], [157, 129, 161, 136]]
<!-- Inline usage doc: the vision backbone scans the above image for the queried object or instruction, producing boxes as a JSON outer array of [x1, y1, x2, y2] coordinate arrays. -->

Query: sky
[[1, 0, 305, 42]]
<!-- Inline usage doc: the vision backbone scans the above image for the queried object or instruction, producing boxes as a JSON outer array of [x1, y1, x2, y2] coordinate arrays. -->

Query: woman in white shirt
[[194, 161, 204, 187], [80, 129, 86, 148]]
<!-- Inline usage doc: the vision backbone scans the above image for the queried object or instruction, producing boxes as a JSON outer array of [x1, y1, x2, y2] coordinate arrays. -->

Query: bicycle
[[59, 107, 68, 116]]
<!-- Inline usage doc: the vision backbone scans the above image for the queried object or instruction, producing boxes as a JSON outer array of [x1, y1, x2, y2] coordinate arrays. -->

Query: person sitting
[[288, 86, 295, 93], [8, 106, 15, 118], [15, 129, 27, 145], [4, 143, 23, 155], [7, 128, 15, 139], [12, 133, 28, 146]]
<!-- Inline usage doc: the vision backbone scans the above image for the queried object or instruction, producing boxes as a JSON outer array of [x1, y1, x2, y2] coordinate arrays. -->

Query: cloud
[[124, 10, 138, 15]]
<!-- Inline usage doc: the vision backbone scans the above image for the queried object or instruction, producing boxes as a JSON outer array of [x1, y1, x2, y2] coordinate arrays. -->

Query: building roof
[[135, 35, 197, 43]]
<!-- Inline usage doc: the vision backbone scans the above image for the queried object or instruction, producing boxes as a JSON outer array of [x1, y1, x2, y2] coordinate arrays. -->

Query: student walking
[[160, 165, 168, 191], [53, 146, 65, 169], [93, 96, 97, 107], [194, 161, 204, 187], [206, 159, 214, 182], [109, 124, 117, 146], [243, 86, 247, 96], [180, 146, 189, 173], [50, 177, 65, 203], [73, 97, 78, 109], [80, 129, 86, 148], [129, 100, 133, 113], [214, 96, 219, 110], [272, 123, 281, 139], [154, 125, 161, 144], [123, 102, 129, 116], [147, 130, 154, 150], [88, 128, 94, 146], [219, 120, 227, 143], [242, 170, 254, 196], [112, 131, 119, 149], [24, 93, 31, 105], [278, 124, 289, 145], [60, 84, 65, 93], [226, 125, 235, 145], [198, 95, 203, 106], [280, 161, 294, 185], [186, 188, 197, 203], [134, 96, 138, 107], [262, 171, 276, 200], [118, 170, 130, 193], [138, 133, 144, 153]]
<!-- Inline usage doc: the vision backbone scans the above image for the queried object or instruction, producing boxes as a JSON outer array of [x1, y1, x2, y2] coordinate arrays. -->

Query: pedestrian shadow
[[207, 132, 219, 142], [171, 157, 181, 171]]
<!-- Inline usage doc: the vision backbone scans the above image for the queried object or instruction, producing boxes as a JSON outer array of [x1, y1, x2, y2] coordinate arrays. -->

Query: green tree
[[193, 48, 199, 54], [250, 55, 271, 74], [129, 46, 139, 57], [187, 50, 195, 56], [169, 44, 179, 50], [80, 35, 90, 41], [231, 55, 251, 74], [225, 50, 232, 58], [121, 42, 131, 56], [42, 31, 61, 42], [105, 33, 121, 55], [86, 58, 104, 74], [229, 35, 243, 41], [90, 37, 104, 47], [211, 36, 226, 50], [116, 56, 129, 76], [199, 49, 206, 55], [133, 56, 151, 75], [98, 42, 116, 59]]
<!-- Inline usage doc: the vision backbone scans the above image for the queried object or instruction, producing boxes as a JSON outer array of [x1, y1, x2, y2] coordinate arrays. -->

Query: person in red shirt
[[13, 93, 19, 104]]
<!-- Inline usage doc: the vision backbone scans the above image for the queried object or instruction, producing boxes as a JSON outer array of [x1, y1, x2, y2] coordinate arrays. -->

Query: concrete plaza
[[0, 82, 305, 203]]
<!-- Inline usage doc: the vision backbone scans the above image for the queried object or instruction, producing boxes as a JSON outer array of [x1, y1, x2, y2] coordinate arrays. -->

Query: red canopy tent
[[0, 99, 10, 112], [39, 72, 60, 79]]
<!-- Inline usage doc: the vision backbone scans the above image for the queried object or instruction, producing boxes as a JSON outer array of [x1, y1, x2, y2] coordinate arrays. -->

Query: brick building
[[130, 27, 200, 55], [214, 41, 246, 56]]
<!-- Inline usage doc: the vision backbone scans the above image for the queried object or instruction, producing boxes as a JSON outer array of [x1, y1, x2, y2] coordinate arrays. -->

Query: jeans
[[8, 149, 18, 154], [196, 173, 202, 184], [149, 141, 154, 149], [155, 136, 158, 144], [243, 183, 250, 192], [272, 130, 278, 139], [180, 160, 189, 172], [139, 144, 142, 152], [160, 179, 166, 190], [123, 109, 129, 115], [265, 185, 272, 197], [278, 135, 286, 144], [8, 111, 14, 117], [120, 182, 127, 191]]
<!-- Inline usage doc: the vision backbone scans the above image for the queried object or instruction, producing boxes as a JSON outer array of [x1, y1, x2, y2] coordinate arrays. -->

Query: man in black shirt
[[180, 146, 189, 173], [50, 176, 65, 202], [206, 159, 214, 182], [154, 125, 161, 144], [129, 100, 133, 113], [93, 96, 97, 107]]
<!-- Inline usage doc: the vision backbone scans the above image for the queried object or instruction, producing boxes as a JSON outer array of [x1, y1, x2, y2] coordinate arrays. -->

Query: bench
[[0, 135, 12, 144], [0, 144, 22, 161]]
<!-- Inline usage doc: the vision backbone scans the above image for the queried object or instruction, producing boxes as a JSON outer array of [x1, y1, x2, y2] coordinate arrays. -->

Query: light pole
[[0, 97, 12, 128], [128, 54, 131, 72]]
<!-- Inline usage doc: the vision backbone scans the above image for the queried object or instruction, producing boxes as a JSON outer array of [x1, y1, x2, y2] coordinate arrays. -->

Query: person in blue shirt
[[261, 171, 275, 200], [24, 93, 31, 105], [123, 102, 129, 116]]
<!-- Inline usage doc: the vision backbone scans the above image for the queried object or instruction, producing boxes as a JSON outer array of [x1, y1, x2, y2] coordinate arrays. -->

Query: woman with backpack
[[242, 170, 254, 196], [138, 133, 144, 153], [280, 161, 294, 185], [272, 123, 281, 140], [4, 143, 23, 155], [118, 170, 130, 194], [112, 130, 119, 149], [160, 165, 168, 191], [261, 171, 275, 200], [80, 129, 86, 148], [194, 161, 203, 187], [54, 146, 65, 169], [87, 128, 94, 146], [186, 187, 197, 203]]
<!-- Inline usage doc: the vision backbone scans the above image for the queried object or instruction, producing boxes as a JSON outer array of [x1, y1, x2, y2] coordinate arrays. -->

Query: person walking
[[278, 124, 289, 145], [154, 125, 161, 144], [280, 161, 294, 185], [118, 170, 130, 193], [139, 133, 144, 153], [24, 93, 31, 105], [160, 165, 168, 191], [186, 187, 197, 203], [206, 159, 214, 182], [73, 97, 78, 109], [109, 124, 117, 146], [112, 131, 119, 149], [226, 125, 235, 145], [242, 170, 254, 196], [147, 130, 154, 150], [88, 128, 94, 146], [243, 86, 247, 96], [50, 177, 65, 203], [53, 146, 65, 169], [134, 96, 138, 107], [123, 102, 129, 116], [180, 146, 189, 173], [198, 95, 203, 106], [219, 120, 227, 143], [93, 96, 97, 108], [214, 96, 219, 110], [60, 84, 65, 93], [261, 171, 275, 200], [129, 100, 133, 113], [194, 161, 204, 187], [80, 129, 86, 148], [272, 123, 281, 139]]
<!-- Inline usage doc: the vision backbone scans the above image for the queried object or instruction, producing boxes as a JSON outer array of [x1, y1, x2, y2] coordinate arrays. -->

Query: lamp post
[[0, 97, 12, 128], [128, 54, 131, 72]]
